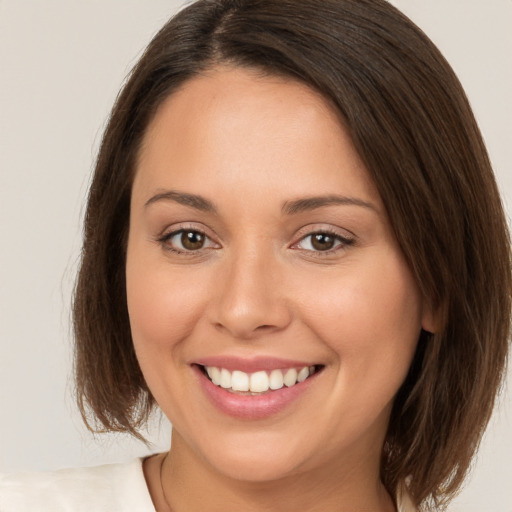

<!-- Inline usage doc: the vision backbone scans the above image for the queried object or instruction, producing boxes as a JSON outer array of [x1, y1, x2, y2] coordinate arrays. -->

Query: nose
[[209, 248, 292, 340]]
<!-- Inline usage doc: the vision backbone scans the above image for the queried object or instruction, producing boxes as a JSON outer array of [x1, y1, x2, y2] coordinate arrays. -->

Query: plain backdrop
[[0, 1, 511, 510]]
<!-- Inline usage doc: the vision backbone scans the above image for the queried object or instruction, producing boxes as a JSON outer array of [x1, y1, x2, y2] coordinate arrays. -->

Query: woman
[[1, 0, 510, 510]]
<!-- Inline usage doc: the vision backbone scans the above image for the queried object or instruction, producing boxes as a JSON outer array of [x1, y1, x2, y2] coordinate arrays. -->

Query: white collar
[[396, 483, 417, 512]]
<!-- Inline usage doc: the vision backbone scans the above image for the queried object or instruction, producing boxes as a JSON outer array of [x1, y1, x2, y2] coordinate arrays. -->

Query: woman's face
[[126, 67, 433, 482]]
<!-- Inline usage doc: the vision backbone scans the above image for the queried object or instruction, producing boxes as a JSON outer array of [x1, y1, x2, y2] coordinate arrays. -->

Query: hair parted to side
[[73, 0, 511, 509]]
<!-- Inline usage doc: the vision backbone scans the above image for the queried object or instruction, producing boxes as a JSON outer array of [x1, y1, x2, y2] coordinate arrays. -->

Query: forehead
[[139, 66, 344, 156], [134, 66, 380, 209]]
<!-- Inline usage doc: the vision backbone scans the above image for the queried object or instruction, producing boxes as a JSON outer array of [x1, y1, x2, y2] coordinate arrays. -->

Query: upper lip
[[192, 356, 319, 373]]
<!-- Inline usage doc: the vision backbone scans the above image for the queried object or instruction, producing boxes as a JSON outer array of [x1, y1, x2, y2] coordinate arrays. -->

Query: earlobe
[[421, 302, 442, 334]]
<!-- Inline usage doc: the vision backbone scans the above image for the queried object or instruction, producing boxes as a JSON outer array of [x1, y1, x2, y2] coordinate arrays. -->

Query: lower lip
[[193, 366, 318, 420]]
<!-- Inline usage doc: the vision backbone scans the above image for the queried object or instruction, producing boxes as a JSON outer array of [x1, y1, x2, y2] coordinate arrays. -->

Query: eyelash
[[157, 227, 355, 256], [292, 229, 355, 255], [157, 226, 218, 255]]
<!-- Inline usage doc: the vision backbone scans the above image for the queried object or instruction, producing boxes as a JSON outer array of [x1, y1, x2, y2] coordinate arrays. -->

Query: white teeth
[[231, 370, 249, 392], [297, 367, 309, 383], [211, 367, 222, 385], [220, 368, 231, 389], [203, 365, 316, 393], [207, 366, 222, 386], [283, 368, 298, 387], [250, 371, 269, 393], [269, 369, 284, 390]]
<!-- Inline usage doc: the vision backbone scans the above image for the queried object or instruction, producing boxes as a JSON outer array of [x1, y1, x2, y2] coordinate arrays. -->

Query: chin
[[207, 452, 306, 483], [187, 430, 314, 483]]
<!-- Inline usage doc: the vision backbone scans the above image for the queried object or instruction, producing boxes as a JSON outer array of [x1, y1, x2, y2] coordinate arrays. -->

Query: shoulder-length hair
[[73, 0, 511, 508]]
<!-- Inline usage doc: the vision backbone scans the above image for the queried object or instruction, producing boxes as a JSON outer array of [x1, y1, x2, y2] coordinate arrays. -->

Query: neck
[[154, 431, 395, 512]]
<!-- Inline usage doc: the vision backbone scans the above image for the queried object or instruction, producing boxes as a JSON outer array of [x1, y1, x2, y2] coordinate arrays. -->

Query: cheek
[[302, 252, 423, 381], [125, 245, 208, 359]]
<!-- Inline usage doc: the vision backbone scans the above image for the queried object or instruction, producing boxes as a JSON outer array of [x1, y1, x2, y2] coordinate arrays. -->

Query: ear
[[421, 301, 442, 334]]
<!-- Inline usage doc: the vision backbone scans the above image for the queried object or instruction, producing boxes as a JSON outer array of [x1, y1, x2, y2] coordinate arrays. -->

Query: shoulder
[[0, 458, 155, 512]]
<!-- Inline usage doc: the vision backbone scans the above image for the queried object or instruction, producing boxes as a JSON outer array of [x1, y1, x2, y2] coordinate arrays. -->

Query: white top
[[0, 458, 417, 511], [0, 458, 156, 511]]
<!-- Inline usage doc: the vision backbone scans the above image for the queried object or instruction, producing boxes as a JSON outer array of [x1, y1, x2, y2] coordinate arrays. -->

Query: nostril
[[255, 324, 276, 331], [212, 318, 288, 340]]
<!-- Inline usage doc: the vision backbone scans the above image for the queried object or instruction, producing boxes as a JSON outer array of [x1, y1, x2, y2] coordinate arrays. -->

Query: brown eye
[[161, 229, 217, 253], [294, 230, 354, 254], [311, 233, 336, 251], [181, 230, 205, 250]]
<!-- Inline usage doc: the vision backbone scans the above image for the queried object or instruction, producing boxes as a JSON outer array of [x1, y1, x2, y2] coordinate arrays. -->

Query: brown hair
[[73, 0, 512, 508]]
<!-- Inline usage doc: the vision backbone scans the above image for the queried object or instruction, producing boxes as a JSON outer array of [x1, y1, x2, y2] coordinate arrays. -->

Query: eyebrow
[[282, 195, 376, 215], [144, 190, 375, 216], [144, 190, 217, 213]]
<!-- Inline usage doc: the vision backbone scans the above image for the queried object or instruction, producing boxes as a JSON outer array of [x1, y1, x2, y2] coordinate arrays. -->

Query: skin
[[126, 66, 435, 511]]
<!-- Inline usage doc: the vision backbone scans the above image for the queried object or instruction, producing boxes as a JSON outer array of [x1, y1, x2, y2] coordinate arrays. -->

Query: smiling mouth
[[198, 364, 323, 395]]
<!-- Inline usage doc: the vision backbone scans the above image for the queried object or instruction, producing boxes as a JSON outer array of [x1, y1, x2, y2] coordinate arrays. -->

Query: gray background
[[1, 1, 511, 510]]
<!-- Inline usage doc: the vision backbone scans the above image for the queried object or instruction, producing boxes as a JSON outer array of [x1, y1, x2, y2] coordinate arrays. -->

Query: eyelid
[[157, 222, 221, 254], [290, 224, 356, 254]]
